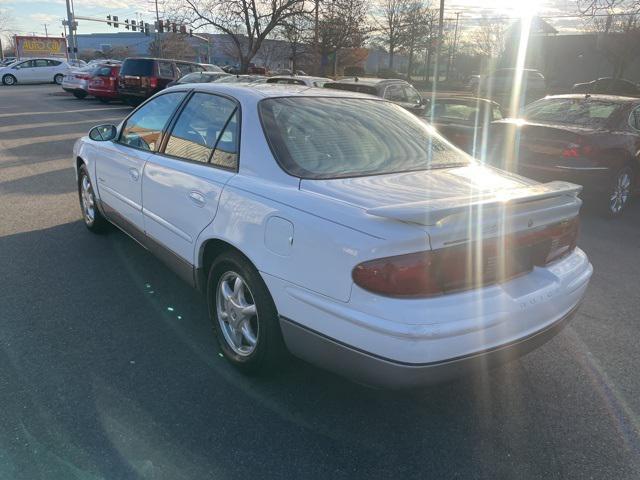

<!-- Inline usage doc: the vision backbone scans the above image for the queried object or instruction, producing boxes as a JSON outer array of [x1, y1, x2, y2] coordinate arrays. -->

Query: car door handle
[[188, 191, 206, 207], [129, 168, 140, 181]]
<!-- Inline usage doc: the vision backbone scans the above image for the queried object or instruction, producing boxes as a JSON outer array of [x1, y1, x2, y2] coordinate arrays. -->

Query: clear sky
[[0, 0, 579, 41]]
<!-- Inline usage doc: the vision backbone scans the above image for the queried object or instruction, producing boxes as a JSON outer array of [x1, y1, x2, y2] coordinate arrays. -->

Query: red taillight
[[149, 76, 158, 88], [562, 142, 593, 158], [352, 217, 580, 298], [76, 74, 91, 80]]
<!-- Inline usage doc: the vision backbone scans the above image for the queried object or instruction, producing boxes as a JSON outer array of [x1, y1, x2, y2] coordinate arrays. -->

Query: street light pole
[[155, 0, 163, 58], [64, 0, 77, 60]]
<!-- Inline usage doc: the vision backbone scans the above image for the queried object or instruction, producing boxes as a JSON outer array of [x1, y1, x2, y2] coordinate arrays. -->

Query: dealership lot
[[1, 84, 640, 479]]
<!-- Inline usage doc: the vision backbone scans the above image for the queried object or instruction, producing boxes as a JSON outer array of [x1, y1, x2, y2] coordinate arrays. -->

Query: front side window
[[259, 97, 466, 179], [15, 61, 33, 69], [47, 60, 62, 66], [119, 92, 186, 151], [164, 92, 239, 167], [34, 60, 48, 68]]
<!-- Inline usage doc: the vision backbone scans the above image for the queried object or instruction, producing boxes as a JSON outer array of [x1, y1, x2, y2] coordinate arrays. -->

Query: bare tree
[[317, 0, 370, 76], [149, 33, 196, 60], [578, 0, 640, 78], [0, 8, 14, 58], [469, 16, 507, 59], [179, 0, 308, 73], [280, 11, 313, 73], [374, 0, 411, 69], [401, 1, 436, 80]]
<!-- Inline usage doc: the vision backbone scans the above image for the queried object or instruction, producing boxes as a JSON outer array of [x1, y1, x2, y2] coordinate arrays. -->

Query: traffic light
[[179, 25, 186, 34], [107, 14, 112, 27], [124, 19, 129, 30], [131, 20, 137, 32], [144, 23, 150, 36], [113, 16, 119, 28], [189, 29, 193, 37], [171, 23, 177, 33], [155, 20, 164, 33]]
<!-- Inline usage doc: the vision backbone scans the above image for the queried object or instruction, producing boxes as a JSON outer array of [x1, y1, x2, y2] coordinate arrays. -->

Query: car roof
[[268, 75, 330, 81], [432, 96, 500, 105], [332, 77, 407, 86], [166, 83, 382, 101], [540, 94, 640, 103]]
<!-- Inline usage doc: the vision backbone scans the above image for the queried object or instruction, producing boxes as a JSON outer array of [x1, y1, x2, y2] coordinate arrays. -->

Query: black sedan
[[489, 94, 640, 216]]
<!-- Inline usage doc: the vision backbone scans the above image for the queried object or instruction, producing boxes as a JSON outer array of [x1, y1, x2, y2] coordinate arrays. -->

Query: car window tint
[[432, 102, 479, 123], [158, 61, 173, 78], [630, 107, 640, 130], [119, 92, 186, 151], [259, 97, 465, 179], [47, 60, 61, 66], [34, 60, 48, 67], [165, 93, 238, 165], [404, 86, 422, 104], [97, 67, 112, 77], [525, 98, 619, 127], [178, 72, 201, 83], [384, 84, 406, 102]]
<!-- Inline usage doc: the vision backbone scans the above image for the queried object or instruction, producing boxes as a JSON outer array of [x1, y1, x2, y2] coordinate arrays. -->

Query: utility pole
[[64, 0, 77, 60], [445, 11, 459, 81], [155, 0, 162, 58], [433, 0, 444, 89]]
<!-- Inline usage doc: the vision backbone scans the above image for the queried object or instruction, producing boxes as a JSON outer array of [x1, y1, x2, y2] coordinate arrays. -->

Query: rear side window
[[324, 83, 378, 96], [164, 93, 239, 167], [525, 98, 620, 127], [119, 92, 186, 151], [432, 102, 478, 122], [47, 60, 61, 66], [384, 84, 407, 102], [120, 59, 154, 76], [158, 61, 174, 78], [96, 67, 112, 77], [629, 106, 640, 130]]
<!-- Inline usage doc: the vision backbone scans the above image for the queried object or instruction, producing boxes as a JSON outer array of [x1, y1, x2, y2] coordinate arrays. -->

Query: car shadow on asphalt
[[0, 218, 637, 479], [0, 167, 76, 195]]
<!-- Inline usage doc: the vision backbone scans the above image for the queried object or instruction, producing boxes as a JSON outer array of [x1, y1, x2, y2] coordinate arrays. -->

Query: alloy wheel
[[609, 170, 632, 215], [216, 271, 259, 356], [80, 175, 96, 226]]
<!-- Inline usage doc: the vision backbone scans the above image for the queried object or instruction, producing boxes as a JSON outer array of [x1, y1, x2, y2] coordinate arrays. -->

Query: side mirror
[[89, 124, 117, 142]]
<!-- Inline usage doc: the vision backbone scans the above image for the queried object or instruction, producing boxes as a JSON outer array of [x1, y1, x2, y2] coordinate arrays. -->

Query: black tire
[[73, 91, 87, 99], [2, 74, 16, 86], [54, 74, 64, 85], [97, 97, 110, 104], [78, 164, 109, 233], [605, 165, 634, 218], [207, 250, 286, 373]]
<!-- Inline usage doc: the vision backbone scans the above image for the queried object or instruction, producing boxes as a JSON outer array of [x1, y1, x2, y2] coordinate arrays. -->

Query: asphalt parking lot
[[1, 84, 639, 480]]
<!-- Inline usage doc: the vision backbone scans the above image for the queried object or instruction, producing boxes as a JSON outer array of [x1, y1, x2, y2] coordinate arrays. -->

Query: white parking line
[[0, 106, 131, 119], [0, 117, 123, 134]]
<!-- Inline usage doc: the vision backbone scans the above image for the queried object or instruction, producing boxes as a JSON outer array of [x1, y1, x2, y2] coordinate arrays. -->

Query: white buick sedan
[[73, 84, 592, 388]]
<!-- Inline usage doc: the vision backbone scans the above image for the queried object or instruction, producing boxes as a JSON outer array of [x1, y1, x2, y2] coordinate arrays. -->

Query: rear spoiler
[[366, 181, 582, 226]]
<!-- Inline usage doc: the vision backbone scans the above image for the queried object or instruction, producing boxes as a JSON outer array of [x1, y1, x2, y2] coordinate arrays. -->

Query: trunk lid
[[489, 119, 598, 170], [300, 165, 582, 250]]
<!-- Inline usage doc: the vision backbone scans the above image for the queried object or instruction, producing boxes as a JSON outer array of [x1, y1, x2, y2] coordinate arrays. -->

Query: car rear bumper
[[280, 303, 578, 389], [118, 87, 152, 98], [266, 248, 592, 388], [88, 88, 119, 98]]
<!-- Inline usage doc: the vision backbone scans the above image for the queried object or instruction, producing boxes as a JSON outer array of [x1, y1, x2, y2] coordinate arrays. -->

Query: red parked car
[[87, 64, 121, 103]]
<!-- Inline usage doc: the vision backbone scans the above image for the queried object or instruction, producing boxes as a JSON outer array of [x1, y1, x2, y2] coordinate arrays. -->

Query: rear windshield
[[259, 97, 467, 179], [120, 59, 154, 76], [324, 83, 378, 96], [525, 98, 620, 127]]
